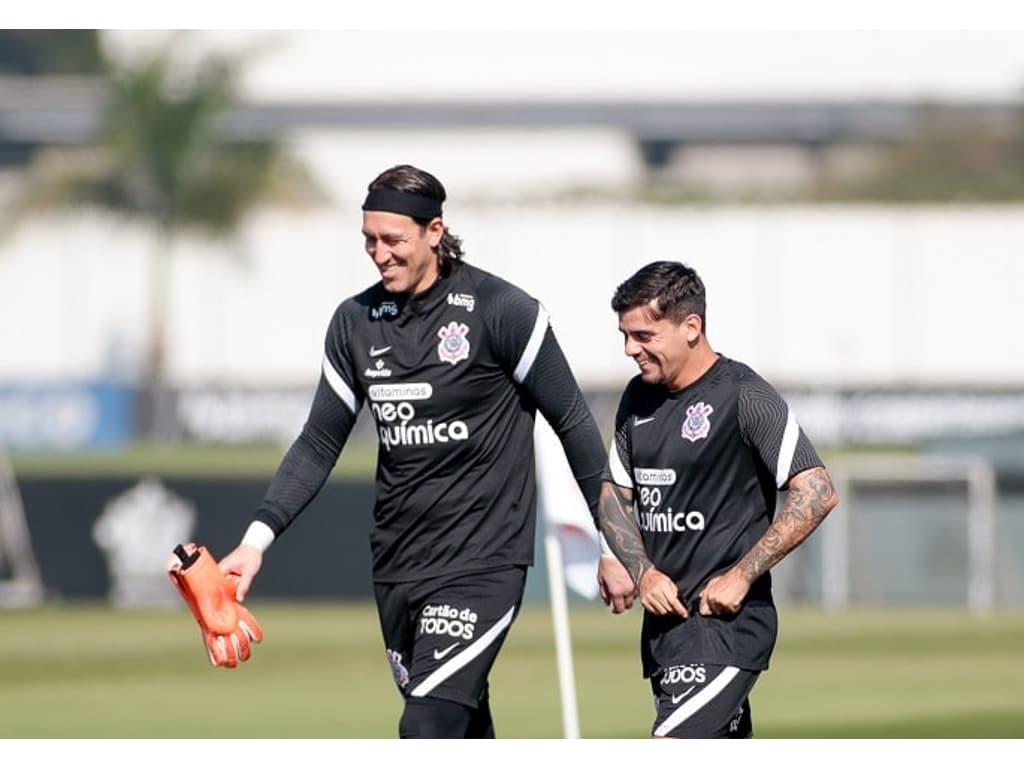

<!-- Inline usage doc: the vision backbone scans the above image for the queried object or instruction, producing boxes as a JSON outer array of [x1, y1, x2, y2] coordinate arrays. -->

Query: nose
[[368, 241, 389, 264], [624, 337, 641, 357]]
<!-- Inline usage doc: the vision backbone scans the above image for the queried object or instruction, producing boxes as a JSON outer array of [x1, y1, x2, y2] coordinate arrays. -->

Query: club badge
[[386, 648, 410, 689], [437, 321, 471, 365], [681, 402, 714, 442]]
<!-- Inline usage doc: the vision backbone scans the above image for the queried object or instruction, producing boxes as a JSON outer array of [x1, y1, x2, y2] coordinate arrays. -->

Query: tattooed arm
[[598, 481, 646, 582], [737, 466, 838, 583], [599, 481, 687, 617], [698, 465, 839, 616]]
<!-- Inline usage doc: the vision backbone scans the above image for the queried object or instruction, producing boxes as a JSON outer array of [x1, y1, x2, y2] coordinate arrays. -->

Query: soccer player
[[217, 164, 634, 738], [597, 260, 838, 738]]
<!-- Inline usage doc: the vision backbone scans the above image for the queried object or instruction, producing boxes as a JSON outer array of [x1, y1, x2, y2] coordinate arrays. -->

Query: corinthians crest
[[681, 402, 714, 442], [437, 321, 471, 365]]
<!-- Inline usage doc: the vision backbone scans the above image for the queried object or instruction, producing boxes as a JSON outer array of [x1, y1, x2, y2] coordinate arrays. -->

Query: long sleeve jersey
[[253, 262, 606, 582]]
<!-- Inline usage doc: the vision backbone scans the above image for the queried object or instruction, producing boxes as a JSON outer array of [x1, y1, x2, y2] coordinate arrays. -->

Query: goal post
[[822, 454, 996, 615]]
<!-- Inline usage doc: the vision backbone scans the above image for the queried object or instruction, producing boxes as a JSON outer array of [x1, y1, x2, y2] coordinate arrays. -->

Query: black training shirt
[[255, 262, 605, 583], [604, 355, 823, 675]]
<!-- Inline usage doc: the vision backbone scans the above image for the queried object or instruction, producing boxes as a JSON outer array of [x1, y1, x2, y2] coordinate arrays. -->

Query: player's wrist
[[636, 564, 658, 589], [240, 521, 275, 552]]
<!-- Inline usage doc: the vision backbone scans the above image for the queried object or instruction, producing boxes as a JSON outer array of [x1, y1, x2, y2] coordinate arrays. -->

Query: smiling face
[[618, 300, 704, 390], [362, 210, 444, 295]]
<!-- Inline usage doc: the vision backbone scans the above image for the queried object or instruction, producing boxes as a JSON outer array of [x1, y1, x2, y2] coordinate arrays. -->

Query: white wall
[[2, 201, 1021, 392], [457, 204, 1024, 390], [103, 30, 1024, 102]]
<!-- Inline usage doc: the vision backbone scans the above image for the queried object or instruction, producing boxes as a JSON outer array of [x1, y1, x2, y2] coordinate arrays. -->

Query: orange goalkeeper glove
[[167, 543, 263, 668]]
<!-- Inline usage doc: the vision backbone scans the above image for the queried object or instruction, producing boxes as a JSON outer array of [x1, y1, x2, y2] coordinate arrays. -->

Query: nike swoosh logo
[[433, 643, 460, 661], [634, 416, 656, 426], [369, 345, 392, 357], [671, 686, 695, 704]]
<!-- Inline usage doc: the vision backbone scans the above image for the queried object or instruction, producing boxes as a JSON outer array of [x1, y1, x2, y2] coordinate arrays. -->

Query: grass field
[[1, 600, 1022, 738], [8, 440, 378, 479], [7, 440, 910, 479]]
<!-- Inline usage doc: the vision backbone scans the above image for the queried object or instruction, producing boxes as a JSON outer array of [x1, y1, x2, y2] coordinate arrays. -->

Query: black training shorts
[[649, 662, 759, 738], [374, 566, 527, 709]]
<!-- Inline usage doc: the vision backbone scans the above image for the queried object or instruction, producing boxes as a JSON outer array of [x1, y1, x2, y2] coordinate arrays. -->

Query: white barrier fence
[[3, 205, 1024, 392]]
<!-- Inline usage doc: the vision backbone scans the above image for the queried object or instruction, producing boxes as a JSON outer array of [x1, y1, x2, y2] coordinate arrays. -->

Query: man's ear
[[427, 217, 444, 248], [683, 313, 703, 343]]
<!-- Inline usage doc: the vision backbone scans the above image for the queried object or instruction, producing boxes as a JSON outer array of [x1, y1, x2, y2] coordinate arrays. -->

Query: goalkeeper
[[217, 164, 635, 738]]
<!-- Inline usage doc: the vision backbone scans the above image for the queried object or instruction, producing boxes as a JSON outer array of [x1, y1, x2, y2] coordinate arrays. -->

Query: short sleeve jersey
[[320, 262, 593, 582], [603, 355, 823, 675]]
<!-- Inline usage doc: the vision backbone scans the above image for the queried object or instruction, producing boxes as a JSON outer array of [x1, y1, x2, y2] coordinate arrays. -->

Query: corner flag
[[534, 419, 602, 599], [533, 418, 602, 738]]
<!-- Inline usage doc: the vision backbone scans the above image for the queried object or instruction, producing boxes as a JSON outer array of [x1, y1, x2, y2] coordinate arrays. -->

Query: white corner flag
[[533, 418, 602, 739]]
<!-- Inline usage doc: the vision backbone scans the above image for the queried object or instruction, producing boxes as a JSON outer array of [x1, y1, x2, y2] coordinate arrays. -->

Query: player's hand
[[167, 543, 264, 668], [598, 554, 637, 614], [638, 567, 687, 618], [211, 578, 264, 666], [698, 567, 751, 616], [217, 544, 263, 602]]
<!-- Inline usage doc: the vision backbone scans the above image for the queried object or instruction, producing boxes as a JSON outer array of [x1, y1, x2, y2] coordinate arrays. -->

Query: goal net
[[772, 454, 1006, 615]]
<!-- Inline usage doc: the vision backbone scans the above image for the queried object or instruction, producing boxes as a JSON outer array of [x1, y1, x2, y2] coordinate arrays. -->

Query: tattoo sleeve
[[736, 466, 839, 583], [598, 481, 653, 585]]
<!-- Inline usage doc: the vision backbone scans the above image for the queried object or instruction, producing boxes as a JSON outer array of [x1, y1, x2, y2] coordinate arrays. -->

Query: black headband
[[362, 188, 443, 220]]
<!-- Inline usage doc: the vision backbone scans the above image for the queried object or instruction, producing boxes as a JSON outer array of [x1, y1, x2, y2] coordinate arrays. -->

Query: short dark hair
[[367, 164, 465, 267], [611, 260, 707, 331]]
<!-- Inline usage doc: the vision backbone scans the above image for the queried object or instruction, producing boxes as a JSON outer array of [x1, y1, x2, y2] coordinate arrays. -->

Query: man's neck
[[668, 346, 719, 392]]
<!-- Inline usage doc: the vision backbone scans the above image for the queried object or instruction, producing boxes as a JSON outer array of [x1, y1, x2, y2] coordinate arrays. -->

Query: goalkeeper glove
[[167, 543, 263, 668]]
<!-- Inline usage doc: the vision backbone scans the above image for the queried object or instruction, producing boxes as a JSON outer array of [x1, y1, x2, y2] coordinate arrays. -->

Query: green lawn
[[1, 601, 1021, 738], [8, 438, 379, 479], [7, 441, 906, 479]]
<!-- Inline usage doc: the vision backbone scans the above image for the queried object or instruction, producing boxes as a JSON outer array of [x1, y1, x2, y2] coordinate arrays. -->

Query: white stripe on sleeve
[[513, 304, 550, 384], [775, 407, 799, 488], [321, 354, 358, 414], [608, 438, 633, 488]]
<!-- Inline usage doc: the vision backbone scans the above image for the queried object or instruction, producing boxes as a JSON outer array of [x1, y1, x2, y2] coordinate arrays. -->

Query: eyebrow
[[363, 229, 407, 239]]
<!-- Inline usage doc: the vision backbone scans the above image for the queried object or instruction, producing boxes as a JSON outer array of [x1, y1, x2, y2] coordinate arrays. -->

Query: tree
[[823, 103, 1024, 203], [5, 34, 325, 438]]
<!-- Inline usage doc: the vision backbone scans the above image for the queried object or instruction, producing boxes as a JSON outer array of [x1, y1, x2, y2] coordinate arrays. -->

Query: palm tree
[[5, 34, 325, 438]]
